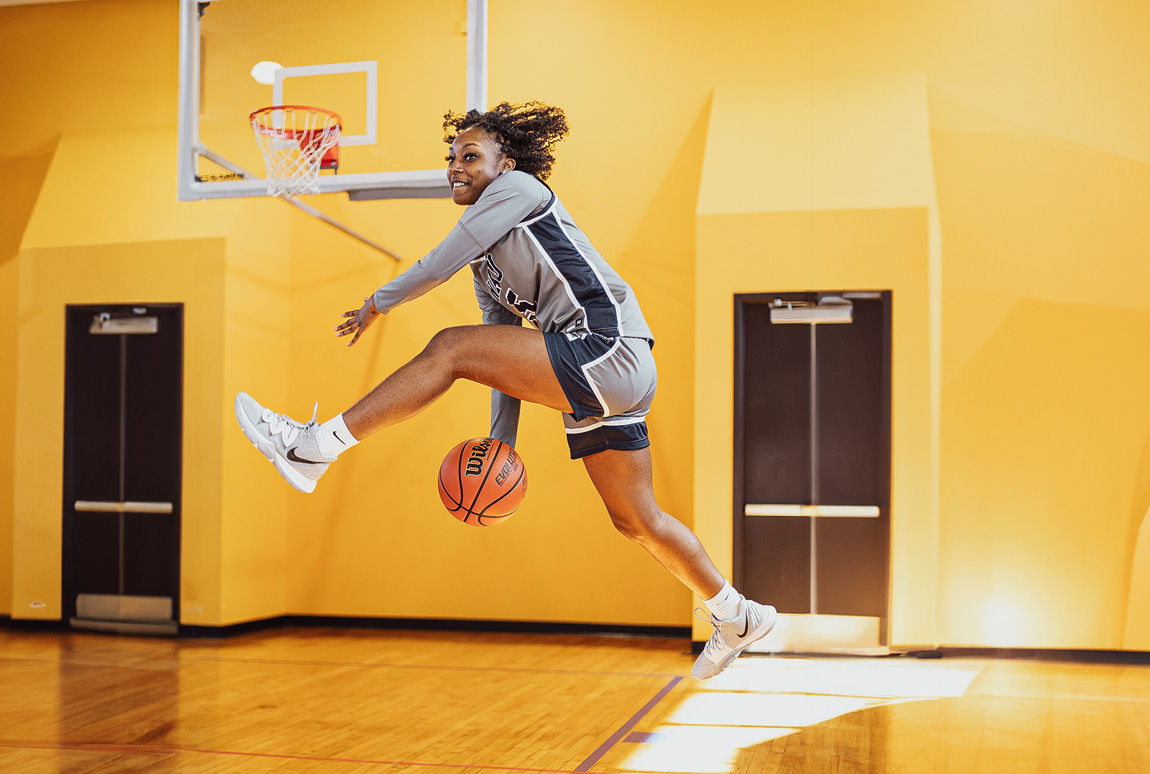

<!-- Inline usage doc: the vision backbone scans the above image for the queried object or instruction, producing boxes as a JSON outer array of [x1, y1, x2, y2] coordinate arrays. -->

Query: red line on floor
[[0, 739, 591, 773]]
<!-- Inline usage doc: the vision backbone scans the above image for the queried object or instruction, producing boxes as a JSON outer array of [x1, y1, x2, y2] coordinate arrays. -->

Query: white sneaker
[[234, 392, 334, 494], [692, 598, 777, 679]]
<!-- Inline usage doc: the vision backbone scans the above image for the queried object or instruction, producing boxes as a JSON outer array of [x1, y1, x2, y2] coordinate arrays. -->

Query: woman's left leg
[[583, 446, 778, 678], [581, 446, 725, 600]]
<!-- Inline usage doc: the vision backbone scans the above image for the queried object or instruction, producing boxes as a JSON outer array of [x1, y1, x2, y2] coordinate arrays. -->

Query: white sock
[[704, 581, 743, 621], [316, 414, 359, 458]]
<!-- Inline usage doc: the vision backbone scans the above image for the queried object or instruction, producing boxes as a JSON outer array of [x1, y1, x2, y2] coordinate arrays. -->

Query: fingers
[[348, 318, 369, 346], [337, 318, 370, 345], [338, 324, 360, 345], [335, 310, 359, 334], [335, 299, 373, 346]]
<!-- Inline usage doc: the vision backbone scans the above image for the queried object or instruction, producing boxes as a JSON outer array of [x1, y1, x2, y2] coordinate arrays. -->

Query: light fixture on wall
[[250, 61, 283, 86]]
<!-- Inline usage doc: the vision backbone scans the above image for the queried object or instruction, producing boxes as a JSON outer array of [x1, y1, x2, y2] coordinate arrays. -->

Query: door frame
[[732, 291, 893, 646], [60, 303, 184, 629]]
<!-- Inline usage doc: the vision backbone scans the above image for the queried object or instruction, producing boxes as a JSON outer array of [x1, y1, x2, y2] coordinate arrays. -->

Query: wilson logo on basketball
[[464, 439, 493, 476]]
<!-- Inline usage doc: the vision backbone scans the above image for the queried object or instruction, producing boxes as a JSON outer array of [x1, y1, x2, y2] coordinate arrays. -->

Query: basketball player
[[235, 102, 776, 679]]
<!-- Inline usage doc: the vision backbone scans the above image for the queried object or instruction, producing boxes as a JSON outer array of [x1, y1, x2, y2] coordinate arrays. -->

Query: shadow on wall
[[0, 137, 59, 262]]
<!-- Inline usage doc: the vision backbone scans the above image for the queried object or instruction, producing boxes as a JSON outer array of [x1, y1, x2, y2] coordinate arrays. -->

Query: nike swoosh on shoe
[[286, 449, 327, 465]]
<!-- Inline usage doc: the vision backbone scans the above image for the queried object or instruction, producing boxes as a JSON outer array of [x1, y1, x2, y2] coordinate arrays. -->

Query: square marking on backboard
[[273, 61, 377, 146]]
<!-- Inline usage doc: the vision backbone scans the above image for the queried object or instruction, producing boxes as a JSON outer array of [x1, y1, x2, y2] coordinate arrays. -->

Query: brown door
[[734, 292, 891, 651], [62, 304, 183, 635]]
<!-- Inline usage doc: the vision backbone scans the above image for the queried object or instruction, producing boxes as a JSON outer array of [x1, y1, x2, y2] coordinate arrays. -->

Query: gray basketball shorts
[[542, 331, 658, 459]]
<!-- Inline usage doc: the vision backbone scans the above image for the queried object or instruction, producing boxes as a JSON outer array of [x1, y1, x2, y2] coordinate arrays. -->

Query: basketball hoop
[[250, 105, 342, 197]]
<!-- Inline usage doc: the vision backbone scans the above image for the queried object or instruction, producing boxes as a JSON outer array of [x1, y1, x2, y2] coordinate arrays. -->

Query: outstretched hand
[[335, 296, 380, 347]]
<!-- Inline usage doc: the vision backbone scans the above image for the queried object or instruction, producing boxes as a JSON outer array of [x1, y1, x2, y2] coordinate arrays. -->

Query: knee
[[607, 505, 664, 543], [423, 327, 465, 357], [421, 327, 471, 374]]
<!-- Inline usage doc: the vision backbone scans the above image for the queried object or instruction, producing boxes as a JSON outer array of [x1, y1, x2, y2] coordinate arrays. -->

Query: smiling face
[[446, 127, 516, 206]]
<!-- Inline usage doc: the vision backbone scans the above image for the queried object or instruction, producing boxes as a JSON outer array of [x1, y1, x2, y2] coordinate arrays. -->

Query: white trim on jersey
[[520, 225, 585, 317], [517, 198, 558, 227], [517, 204, 624, 338], [552, 213, 624, 328]]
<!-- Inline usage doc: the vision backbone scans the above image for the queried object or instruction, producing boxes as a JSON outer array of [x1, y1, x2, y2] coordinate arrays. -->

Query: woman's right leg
[[235, 325, 570, 493], [342, 325, 571, 440]]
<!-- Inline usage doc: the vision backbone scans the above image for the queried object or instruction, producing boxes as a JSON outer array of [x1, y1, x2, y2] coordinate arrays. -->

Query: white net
[[250, 106, 342, 197]]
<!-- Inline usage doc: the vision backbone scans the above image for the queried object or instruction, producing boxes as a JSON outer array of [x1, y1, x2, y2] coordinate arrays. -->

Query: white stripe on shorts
[[580, 338, 622, 417], [564, 415, 647, 434]]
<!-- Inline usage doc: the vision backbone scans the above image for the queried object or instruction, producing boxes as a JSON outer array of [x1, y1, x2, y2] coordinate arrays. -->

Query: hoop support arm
[[195, 145, 402, 261]]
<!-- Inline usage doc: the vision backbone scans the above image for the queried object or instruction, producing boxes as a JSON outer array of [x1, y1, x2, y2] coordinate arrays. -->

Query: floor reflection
[[612, 655, 1150, 774]]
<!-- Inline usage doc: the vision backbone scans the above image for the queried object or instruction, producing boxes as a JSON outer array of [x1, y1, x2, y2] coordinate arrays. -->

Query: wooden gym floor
[[1, 627, 1148, 773]]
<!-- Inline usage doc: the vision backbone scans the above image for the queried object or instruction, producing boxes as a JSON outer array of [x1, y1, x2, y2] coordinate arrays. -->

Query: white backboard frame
[[176, 0, 487, 203]]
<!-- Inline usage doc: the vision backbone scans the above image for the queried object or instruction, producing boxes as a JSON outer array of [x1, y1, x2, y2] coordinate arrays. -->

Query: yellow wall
[[1129, 510, 1150, 650], [0, 256, 14, 618], [2, 0, 1149, 647], [695, 74, 939, 646], [0, 144, 55, 618], [214, 203, 295, 625], [931, 98, 1150, 648]]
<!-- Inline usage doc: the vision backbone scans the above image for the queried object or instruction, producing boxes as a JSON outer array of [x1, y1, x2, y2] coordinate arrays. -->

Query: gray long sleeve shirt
[[372, 170, 653, 444]]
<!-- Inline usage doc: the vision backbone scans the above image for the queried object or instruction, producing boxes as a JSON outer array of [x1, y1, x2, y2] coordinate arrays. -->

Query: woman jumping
[[235, 101, 776, 679]]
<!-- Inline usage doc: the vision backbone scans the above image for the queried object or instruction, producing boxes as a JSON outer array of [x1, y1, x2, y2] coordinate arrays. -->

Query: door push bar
[[74, 501, 173, 514], [744, 504, 880, 518]]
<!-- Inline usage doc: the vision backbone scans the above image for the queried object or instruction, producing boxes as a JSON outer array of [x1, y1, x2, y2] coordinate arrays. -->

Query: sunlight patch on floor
[[614, 656, 983, 774], [614, 725, 798, 774]]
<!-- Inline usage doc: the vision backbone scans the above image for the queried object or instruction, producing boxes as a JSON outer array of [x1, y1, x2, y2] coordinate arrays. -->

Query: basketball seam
[[437, 469, 463, 511], [455, 441, 469, 523], [477, 464, 526, 518]]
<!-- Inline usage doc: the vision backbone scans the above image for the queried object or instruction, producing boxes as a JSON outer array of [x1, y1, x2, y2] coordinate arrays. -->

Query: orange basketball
[[437, 437, 527, 526]]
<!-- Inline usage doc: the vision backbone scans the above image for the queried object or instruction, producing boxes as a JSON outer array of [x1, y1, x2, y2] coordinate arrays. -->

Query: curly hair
[[443, 101, 569, 180]]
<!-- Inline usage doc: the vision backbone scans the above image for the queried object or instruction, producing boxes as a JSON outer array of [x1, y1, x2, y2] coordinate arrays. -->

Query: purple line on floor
[[575, 675, 683, 772]]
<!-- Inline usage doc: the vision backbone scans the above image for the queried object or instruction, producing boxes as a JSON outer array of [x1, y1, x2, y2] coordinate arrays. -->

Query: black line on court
[[575, 675, 683, 772]]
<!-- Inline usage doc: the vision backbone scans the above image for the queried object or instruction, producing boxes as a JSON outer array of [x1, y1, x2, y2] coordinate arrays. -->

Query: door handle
[[74, 501, 173, 514], [744, 504, 880, 518]]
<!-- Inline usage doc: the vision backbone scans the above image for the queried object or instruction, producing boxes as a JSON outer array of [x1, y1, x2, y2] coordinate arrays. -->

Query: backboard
[[177, 0, 488, 202]]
